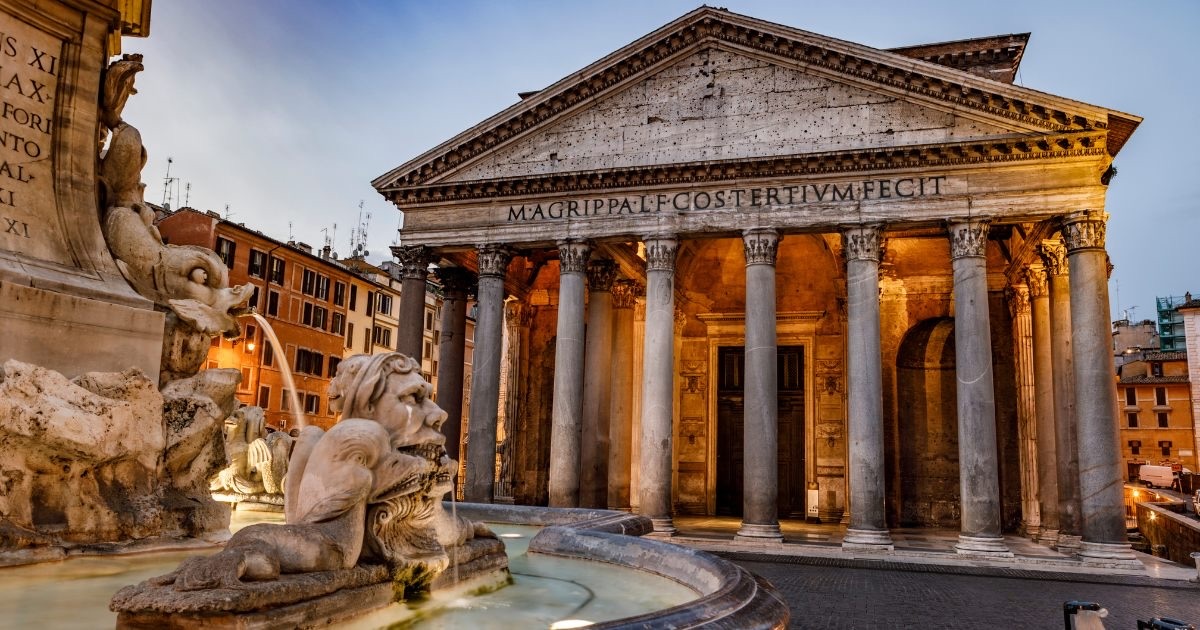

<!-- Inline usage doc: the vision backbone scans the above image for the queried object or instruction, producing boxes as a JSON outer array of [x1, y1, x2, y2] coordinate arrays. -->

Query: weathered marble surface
[[0, 360, 235, 551], [210, 407, 293, 509]]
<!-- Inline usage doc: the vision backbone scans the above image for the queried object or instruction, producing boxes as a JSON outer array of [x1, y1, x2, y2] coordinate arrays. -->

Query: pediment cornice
[[390, 130, 1107, 206], [372, 8, 1139, 195]]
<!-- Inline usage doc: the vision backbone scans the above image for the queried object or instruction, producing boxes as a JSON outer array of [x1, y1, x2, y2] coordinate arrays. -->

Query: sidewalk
[[666, 515, 1198, 584]]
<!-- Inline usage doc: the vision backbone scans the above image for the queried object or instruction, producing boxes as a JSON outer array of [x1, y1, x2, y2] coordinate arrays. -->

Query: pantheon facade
[[374, 8, 1141, 563]]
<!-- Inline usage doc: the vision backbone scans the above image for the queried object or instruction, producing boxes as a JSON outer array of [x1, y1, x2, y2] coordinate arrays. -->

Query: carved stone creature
[[210, 407, 294, 503], [167, 420, 430, 590], [97, 54, 253, 385]]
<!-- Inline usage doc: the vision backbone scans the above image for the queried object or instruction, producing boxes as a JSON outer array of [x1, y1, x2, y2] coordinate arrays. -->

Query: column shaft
[[738, 228, 783, 541], [949, 220, 1010, 556], [392, 245, 433, 358], [464, 245, 511, 503], [607, 280, 641, 510], [1027, 266, 1061, 544], [638, 236, 678, 534], [841, 225, 893, 549], [1042, 239, 1082, 549], [433, 267, 474, 464], [549, 240, 591, 507], [1063, 214, 1136, 562], [580, 259, 617, 508], [1008, 284, 1041, 538]]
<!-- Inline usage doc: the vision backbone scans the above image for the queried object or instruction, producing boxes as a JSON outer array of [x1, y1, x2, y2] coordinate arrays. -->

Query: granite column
[[737, 228, 784, 542], [639, 235, 678, 535], [608, 280, 641, 511], [1026, 265, 1061, 545], [1041, 238, 1082, 552], [549, 240, 591, 507], [948, 219, 1010, 556], [1062, 213, 1137, 563], [392, 245, 433, 358], [1007, 283, 1041, 539], [841, 224, 893, 550], [433, 266, 475, 464], [464, 244, 512, 503], [580, 259, 617, 508]]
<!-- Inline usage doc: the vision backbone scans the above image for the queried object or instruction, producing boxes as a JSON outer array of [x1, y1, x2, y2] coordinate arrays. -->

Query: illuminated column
[[1026, 265, 1061, 545], [1040, 238, 1082, 552], [639, 235, 678, 535], [1062, 212, 1137, 564], [608, 280, 642, 510], [548, 239, 591, 507], [392, 245, 433, 358], [1007, 281, 1041, 539], [433, 266, 475, 464], [948, 219, 1010, 556], [737, 228, 784, 542], [840, 224, 893, 550], [580, 259, 617, 508], [464, 244, 512, 503]]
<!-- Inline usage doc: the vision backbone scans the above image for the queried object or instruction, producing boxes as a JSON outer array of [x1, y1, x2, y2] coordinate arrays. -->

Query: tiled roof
[[1119, 374, 1190, 385], [1141, 351, 1187, 361]]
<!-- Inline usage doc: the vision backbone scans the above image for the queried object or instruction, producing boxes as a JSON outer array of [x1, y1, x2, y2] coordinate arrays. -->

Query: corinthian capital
[[947, 219, 990, 259], [643, 235, 678, 272], [1061, 212, 1108, 253], [476, 244, 513, 279], [611, 279, 644, 309], [1024, 265, 1048, 297], [586, 259, 618, 292], [433, 266, 476, 298], [391, 245, 434, 279], [841, 224, 885, 262], [742, 228, 781, 266], [557, 239, 591, 275], [1006, 284, 1030, 317], [1038, 239, 1068, 277]]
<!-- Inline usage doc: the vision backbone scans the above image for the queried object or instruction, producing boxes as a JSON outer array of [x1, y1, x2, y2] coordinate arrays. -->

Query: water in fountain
[[247, 312, 305, 429]]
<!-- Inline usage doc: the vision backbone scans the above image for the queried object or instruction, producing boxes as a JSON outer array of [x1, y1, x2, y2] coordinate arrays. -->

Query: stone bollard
[[1191, 552, 1200, 582]]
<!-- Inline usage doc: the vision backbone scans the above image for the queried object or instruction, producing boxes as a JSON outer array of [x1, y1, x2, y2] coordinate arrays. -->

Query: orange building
[[1117, 350, 1196, 474], [159, 208, 357, 430]]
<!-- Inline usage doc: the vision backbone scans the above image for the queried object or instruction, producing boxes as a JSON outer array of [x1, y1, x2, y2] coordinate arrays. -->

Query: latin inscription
[[0, 14, 68, 262], [505, 176, 946, 222]]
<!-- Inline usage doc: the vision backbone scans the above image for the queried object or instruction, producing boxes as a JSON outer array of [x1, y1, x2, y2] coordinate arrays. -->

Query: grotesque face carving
[[327, 353, 448, 452]]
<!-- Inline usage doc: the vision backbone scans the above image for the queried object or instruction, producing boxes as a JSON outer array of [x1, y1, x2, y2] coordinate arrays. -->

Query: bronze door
[[716, 346, 806, 517]]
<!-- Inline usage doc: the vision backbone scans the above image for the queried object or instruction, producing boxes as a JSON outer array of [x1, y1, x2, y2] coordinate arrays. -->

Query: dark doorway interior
[[715, 345, 806, 517]]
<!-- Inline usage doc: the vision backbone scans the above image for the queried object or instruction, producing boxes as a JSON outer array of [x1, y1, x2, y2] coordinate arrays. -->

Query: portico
[[375, 8, 1140, 561]]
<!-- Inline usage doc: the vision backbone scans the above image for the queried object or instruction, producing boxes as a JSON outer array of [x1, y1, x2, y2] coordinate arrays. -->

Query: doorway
[[715, 345, 806, 517]]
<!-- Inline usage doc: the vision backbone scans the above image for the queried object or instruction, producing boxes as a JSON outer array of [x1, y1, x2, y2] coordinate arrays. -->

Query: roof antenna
[[288, 221, 294, 242], [223, 203, 232, 220], [349, 201, 371, 259], [183, 182, 191, 207], [161, 156, 179, 210]]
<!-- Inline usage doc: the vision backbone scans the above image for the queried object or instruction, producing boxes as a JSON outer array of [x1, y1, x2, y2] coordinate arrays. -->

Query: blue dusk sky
[[122, 1, 1198, 319]]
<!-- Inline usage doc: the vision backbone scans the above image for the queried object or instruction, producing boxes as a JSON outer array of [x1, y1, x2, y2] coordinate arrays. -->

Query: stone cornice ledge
[[453, 503, 791, 629], [385, 131, 1107, 206]]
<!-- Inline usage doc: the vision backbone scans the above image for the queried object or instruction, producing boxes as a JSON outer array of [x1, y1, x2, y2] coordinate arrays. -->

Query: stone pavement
[[664, 516, 1200, 628]]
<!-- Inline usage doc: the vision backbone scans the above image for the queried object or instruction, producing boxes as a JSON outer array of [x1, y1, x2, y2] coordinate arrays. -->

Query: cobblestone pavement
[[731, 556, 1200, 630]]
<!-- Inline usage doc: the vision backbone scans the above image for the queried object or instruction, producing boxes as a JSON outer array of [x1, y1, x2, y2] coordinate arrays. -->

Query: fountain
[[0, 2, 788, 627]]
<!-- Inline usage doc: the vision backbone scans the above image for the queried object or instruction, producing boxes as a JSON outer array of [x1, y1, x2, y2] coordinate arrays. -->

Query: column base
[[734, 522, 783, 544], [955, 535, 1013, 557], [1055, 533, 1083, 555], [1078, 541, 1142, 568], [1036, 528, 1060, 547], [842, 527, 894, 551], [645, 517, 677, 537], [1020, 521, 1041, 541]]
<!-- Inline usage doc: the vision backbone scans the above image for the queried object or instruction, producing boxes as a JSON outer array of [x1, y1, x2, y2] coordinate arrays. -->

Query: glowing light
[[247, 341, 256, 352], [1149, 511, 1157, 521], [550, 620, 594, 629], [499, 533, 523, 538]]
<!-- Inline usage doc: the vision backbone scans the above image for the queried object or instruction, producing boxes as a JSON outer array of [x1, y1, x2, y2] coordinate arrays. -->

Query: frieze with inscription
[[505, 176, 946, 223]]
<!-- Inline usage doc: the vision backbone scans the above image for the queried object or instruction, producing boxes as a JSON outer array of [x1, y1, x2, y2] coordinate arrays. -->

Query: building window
[[281, 389, 292, 412], [1125, 387, 1136, 406], [331, 312, 345, 336], [1160, 441, 1172, 457], [333, 282, 346, 306], [372, 326, 392, 348], [312, 306, 327, 330], [346, 322, 354, 349], [349, 285, 358, 311], [238, 367, 251, 391], [1151, 362, 1163, 377], [1155, 387, 1167, 406], [316, 274, 330, 301], [304, 393, 320, 415], [423, 340, 432, 360], [243, 324, 257, 354], [425, 309, 434, 331], [328, 356, 342, 378], [215, 237, 236, 269], [301, 269, 317, 296], [267, 290, 280, 316], [302, 302, 314, 326], [248, 249, 267, 278], [363, 327, 370, 352], [1129, 440, 1141, 456], [269, 257, 285, 285], [257, 385, 271, 409], [1157, 412, 1169, 428], [210, 335, 220, 348], [377, 293, 393, 316], [1127, 412, 1138, 428], [294, 348, 324, 376], [262, 341, 274, 367], [366, 291, 375, 316]]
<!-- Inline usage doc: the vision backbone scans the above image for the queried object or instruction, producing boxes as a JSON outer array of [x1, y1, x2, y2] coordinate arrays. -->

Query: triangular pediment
[[442, 46, 1021, 183], [373, 7, 1140, 197]]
